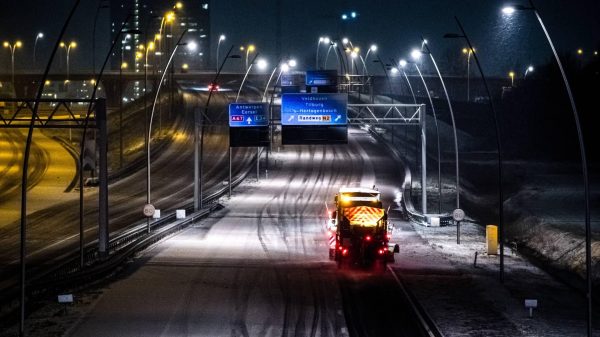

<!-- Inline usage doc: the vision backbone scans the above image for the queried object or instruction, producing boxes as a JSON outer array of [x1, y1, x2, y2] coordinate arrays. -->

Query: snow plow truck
[[327, 186, 399, 269]]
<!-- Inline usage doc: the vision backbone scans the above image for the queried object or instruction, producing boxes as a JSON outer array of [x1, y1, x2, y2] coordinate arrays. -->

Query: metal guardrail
[[366, 124, 453, 227]]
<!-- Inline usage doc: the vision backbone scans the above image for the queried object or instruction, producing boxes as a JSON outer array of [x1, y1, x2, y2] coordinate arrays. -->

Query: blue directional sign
[[281, 93, 348, 126], [229, 103, 269, 127], [306, 70, 338, 86]]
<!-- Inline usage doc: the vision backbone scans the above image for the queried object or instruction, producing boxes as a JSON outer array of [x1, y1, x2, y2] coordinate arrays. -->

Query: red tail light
[[386, 234, 391, 240], [338, 246, 343, 251], [365, 235, 371, 241], [378, 249, 384, 255], [342, 249, 348, 256]]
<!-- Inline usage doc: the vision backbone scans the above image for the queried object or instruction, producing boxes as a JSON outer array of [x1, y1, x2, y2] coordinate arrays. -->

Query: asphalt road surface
[[67, 128, 426, 337]]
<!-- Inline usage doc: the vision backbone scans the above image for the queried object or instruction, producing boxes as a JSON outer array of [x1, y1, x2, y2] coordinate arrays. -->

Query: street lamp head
[[351, 11, 357, 18], [353, 46, 360, 53], [175, 2, 183, 9], [288, 59, 297, 67], [399, 59, 407, 68], [165, 11, 176, 23], [3, 42, 8, 48], [186, 41, 198, 51], [37, 32, 44, 38], [370, 44, 377, 52], [256, 59, 268, 70], [147, 41, 155, 50], [411, 49, 422, 60], [527, 65, 534, 72], [502, 6, 516, 15], [154, 34, 161, 41], [70, 41, 77, 48], [332, 42, 337, 47], [319, 37, 324, 42], [323, 37, 330, 44], [509, 71, 515, 77], [15, 41, 23, 48], [350, 51, 358, 58], [281, 63, 290, 73], [60, 41, 66, 47], [121, 62, 128, 69], [248, 44, 256, 52], [342, 38, 349, 45], [577, 48, 583, 55], [341, 14, 348, 20], [391, 67, 399, 74], [219, 34, 226, 41]]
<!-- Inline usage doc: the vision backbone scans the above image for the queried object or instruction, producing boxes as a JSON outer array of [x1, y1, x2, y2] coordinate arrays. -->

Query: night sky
[[0, 0, 598, 76]]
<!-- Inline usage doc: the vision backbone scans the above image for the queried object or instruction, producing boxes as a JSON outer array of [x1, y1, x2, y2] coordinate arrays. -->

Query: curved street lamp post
[[444, 16, 506, 285], [502, 2, 592, 334], [147, 29, 188, 232], [421, 38, 462, 228]]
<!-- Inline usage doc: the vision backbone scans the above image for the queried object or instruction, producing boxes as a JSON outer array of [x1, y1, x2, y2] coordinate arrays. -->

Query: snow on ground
[[392, 219, 599, 336]]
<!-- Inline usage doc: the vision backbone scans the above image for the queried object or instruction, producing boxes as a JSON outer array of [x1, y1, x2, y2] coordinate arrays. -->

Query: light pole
[[245, 44, 256, 70], [147, 29, 188, 233], [60, 41, 77, 85], [398, 59, 418, 158], [201, 45, 239, 207], [410, 49, 442, 214], [524, 65, 534, 78], [462, 47, 474, 101], [3, 41, 22, 90], [502, 3, 592, 334], [421, 38, 462, 219], [363, 44, 377, 75], [263, 59, 295, 101], [508, 71, 515, 87], [445, 16, 505, 285], [324, 41, 337, 69], [236, 53, 263, 102], [216, 34, 226, 72], [33, 33, 43, 69], [233, 54, 264, 197], [92, 1, 109, 76], [316, 36, 330, 69]]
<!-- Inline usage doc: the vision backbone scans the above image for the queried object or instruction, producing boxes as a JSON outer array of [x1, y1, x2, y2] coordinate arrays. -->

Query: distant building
[[109, 0, 210, 90]]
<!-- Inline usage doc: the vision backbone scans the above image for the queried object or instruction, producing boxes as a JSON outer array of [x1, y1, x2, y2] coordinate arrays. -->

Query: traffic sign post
[[453, 208, 465, 244]]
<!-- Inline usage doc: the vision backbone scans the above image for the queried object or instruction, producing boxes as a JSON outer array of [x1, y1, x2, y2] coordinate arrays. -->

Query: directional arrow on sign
[[246, 117, 252, 124], [335, 115, 341, 122], [288, 115, 295, 122]]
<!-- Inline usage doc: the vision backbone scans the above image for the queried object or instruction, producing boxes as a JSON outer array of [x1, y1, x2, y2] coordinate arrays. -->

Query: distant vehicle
[[328, 186, 399, 270], [207, 82, 220, 92]]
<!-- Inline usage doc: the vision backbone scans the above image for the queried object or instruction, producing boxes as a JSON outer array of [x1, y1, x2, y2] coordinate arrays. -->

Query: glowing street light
[[3, 40, 22, 88], [33, 32, 44, 68], [524, 65, 534, 77], [462, 47, 475, 101], [577, 48, 583, 55], [421, 37, 461, 217], [502, 6, 516, 14], [60, 41, 77, 83], [256, 58, 268, 70], [187, 41, 198, 51], [316, 36, 330, 69], [216, 34, 226, 72], [508, 71, 515, 86], [499, 6, 592, 331], [245, 44, 256, 69], [411, 49, 423, 61]]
